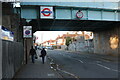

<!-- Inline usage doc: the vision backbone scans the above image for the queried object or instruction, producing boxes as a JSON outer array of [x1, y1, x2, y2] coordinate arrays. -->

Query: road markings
[[59, 69, 79, 78], [60, 53, 119, 72], [74, 59, 83, 63], [97, 64, 110, 70], [111, 69, 120, 72], [59, 53, 84, 63], [96, 61, 101, 63], [97, 64, 120, 72]]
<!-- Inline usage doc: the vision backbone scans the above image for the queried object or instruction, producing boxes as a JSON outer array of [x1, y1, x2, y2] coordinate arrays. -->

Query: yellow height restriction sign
[[23, 26, 32, 38]]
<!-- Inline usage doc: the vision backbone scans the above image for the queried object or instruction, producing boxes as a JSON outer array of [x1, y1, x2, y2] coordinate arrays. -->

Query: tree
[[65, 37, 72, 47]]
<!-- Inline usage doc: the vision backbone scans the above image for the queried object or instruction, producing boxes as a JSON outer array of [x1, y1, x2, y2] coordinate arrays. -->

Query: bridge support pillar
[[0, 33, 2, 79], [0, 2, 2, 79], [24, 38, 33, 64], [93, 26, 120, 56]]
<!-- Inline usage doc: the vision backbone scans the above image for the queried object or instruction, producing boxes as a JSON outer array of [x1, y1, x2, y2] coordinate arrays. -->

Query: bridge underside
[[28, 19, 119, 32]]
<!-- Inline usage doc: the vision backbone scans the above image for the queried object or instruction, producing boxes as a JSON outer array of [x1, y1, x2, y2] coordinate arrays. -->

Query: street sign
[[40, 6, 53, 19], [76, 10, 83, 18], [1, 26, 14, 41], [23, 26, 32, 38]]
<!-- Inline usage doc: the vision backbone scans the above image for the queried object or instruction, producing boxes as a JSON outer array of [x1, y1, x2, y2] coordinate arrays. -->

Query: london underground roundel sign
[[41, 8, 52, 16], [40, 6, 53, 19]]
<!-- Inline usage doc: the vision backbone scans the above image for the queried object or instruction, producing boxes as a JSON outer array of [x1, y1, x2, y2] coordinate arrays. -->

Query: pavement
[[13, 56, 62, 78]]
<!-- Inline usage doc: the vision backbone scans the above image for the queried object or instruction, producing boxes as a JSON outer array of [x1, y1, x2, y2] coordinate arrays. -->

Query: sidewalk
[[14, 57, 61, 78], [66, 51, 119, 63]]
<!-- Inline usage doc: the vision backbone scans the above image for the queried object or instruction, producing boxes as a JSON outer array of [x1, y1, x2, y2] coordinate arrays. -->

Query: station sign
[[40, 6, 53, 19], [23, 26, 32, 38]]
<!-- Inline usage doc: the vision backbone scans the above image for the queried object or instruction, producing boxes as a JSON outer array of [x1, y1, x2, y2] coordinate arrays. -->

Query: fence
[[2, 40, 24, 78]]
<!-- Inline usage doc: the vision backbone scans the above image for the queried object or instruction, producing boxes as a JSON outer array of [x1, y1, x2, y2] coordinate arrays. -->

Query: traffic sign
[[40, 6, 53, 19], [25, 30, 30, 35], [23, 26, 32, 38], [76, 11, 83, 18]]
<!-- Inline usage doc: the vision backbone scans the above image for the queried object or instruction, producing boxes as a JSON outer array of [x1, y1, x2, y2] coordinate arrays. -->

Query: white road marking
[[61, 52, 119, 72], [59, 51, 119, 72], [97, 64, 120, 72], [50, 51, 120, 73], [60, 69, 79, 78], [68, 57, 84, 63], [59, 52, 84, 63], [97, 64, 110, 70], [111, 69, 120, 72], [74, 59, 83, 63], [100, 59, 111, 62]]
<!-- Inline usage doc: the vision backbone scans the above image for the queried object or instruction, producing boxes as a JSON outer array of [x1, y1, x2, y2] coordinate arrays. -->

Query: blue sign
[[25, 30, 30, 35], [1, 26, 14, 41]]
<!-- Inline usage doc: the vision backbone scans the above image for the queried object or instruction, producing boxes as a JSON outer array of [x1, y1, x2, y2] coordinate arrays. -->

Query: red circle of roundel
[[41, 8, 52, 16], [76, 11, 83, 18]]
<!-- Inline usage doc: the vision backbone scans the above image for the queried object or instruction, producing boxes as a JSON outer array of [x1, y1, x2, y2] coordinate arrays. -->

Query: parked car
[[37, 46, 42, 50], [46, 46, 53, 50]]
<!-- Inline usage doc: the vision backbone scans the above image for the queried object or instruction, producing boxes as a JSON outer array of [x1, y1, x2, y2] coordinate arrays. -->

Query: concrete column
[[0, 27, 2, 79], [93, 26, 120, 56], [2, 14, 21, 42], [2, 2, 21, 42], [27, 38, 33, 59], [118, 26, 120, 56], [0, 2, 2, 79], [24, 38, 33, 64]]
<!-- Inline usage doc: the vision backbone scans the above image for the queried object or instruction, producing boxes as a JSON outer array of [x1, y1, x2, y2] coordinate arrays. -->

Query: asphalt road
[[46, 49, 119, 78]]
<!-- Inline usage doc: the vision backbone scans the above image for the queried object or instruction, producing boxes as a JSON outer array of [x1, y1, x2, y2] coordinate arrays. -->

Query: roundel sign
[[25, 30, 30, 35], [23, 26, 32, 38], [40, 6, 53, 19], [76, 10, 83, 18]]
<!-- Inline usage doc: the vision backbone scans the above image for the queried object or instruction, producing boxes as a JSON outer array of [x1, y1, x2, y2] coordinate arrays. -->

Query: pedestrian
[[35, 46, 37, 50], [40, 48, 47, 64], [29, 46, 36, 63]]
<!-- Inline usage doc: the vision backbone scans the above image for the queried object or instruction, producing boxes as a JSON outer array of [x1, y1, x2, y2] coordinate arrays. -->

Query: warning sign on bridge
[[40, 6, 53, 19], [23, 26, 32, 38]]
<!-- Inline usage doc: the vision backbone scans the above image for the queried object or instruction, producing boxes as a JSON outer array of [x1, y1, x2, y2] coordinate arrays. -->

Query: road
[[45, 49, 119, 78]]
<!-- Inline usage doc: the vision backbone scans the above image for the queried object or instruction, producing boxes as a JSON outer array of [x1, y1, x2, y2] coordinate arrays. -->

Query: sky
[[34, 31, 92, 44], [34, 31, 68, 44]]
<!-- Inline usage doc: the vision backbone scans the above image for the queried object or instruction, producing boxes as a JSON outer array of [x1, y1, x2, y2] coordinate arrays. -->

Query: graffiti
[[109, 36, 119, 49]]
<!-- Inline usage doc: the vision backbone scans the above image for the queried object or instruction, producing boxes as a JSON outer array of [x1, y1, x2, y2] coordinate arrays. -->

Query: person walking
[[40, 48, 47, 64], [29, 46, 36, 63]]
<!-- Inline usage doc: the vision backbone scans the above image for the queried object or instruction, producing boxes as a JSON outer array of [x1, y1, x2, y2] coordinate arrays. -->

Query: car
[[37, 46, 42, 50], [46, 46, 53, 50]]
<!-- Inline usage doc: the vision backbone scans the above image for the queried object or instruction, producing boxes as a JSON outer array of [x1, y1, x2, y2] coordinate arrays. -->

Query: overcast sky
[[34, 31, 68, 44]]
